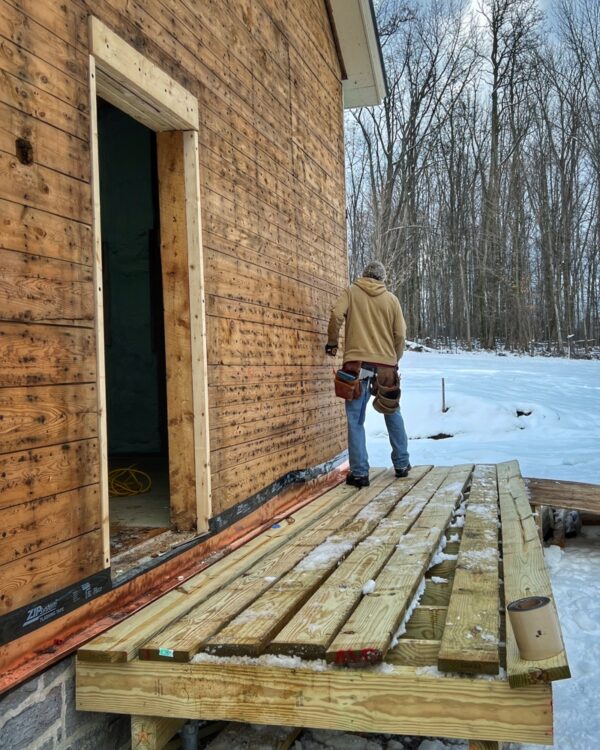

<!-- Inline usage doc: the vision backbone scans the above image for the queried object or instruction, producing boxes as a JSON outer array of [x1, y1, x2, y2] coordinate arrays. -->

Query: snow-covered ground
[[294, 351, 599, 750], [368, 349, 600, 484]]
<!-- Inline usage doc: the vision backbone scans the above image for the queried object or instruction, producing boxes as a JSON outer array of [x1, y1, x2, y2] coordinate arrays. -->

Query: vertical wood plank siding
[[0, 0, 347, 617]]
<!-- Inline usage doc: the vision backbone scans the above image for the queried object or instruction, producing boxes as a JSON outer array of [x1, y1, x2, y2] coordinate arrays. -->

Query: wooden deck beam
[[76, 659, 553, 745]]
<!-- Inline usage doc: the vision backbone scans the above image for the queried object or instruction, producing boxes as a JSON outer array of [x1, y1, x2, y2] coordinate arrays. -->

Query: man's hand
[[325, 343, 338, 357]]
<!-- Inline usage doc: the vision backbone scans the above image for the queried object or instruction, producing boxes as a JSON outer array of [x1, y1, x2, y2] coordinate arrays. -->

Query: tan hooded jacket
[[327, 278, 407, 366]]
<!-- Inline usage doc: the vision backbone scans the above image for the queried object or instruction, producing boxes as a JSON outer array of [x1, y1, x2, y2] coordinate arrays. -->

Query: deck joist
[[77, 461, 569, 747]]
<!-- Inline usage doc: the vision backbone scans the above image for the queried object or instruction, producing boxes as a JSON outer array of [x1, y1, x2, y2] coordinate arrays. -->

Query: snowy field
[[367, 348, 600, 484], [294, 351, 599, 750]]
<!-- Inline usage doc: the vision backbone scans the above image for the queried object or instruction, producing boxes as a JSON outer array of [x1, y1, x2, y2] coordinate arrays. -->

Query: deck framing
[[76, 658, 552, 745], [76, 461, 569, 748]]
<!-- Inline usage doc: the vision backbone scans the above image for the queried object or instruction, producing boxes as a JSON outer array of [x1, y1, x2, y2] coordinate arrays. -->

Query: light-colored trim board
[[183, 131, 212, 528], [76, 660, 553, 745], [88, 54, 110, 569], [88, 17, 209, 534], [88, 16, 199, 131]]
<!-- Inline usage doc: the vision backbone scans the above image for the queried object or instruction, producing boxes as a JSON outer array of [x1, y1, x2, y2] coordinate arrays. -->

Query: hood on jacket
[[354, 277, 387, 297]]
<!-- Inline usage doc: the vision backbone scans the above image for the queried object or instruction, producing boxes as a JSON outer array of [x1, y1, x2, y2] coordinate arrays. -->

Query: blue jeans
[[345, 377, 409, 477]]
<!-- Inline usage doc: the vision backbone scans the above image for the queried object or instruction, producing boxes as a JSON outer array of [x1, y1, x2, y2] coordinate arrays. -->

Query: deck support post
[[469, 741, 503, 750], [131, 715, 185, 750]]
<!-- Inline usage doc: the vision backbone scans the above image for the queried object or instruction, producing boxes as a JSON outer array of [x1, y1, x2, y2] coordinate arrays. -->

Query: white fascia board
[[330, 0, 387, 108]]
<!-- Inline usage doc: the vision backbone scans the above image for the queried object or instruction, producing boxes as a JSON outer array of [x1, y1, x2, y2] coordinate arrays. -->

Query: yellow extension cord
[[108, 465, 152, 497]]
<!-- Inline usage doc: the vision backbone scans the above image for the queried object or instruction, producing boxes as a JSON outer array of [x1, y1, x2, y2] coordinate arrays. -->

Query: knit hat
[[362, 260, 387, 282]]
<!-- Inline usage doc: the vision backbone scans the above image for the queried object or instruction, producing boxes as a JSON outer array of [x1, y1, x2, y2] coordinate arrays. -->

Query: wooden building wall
[[0, 0, 347, 622]]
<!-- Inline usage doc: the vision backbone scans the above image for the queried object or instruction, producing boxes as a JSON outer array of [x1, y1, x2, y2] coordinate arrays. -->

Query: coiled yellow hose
[[108, 465, 152, 497]]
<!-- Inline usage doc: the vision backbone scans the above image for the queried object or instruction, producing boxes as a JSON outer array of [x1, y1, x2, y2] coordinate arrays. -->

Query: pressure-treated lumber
[[269, 466, 445, 658], [141, 469, 402, 660], [388, 638, 441, 666], [498, 460, 570, 687], [131, 715, 185, 750], [403, 606, 448, 640], [326, 465, 473, 665], [75, 659, 554, 744], [527, 477, 600, 515], [202, 469, 432, 657], [78, 476, 382, 662], [438, 464, 500, 675], [469, 742, 503, 750]]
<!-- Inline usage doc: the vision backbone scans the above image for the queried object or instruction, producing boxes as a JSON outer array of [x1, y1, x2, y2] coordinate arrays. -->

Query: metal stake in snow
[[441, 377, 448, 413]]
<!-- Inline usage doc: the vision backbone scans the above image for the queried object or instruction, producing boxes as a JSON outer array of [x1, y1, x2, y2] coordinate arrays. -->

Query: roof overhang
[[328, 0, 388, 108]]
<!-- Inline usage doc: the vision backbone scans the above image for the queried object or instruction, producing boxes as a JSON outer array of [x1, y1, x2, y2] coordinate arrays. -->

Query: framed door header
[[88, 16, 199, 132]]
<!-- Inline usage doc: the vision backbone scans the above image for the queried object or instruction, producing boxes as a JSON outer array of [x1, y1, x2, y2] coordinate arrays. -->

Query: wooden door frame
[[88, 17, 211, 550]]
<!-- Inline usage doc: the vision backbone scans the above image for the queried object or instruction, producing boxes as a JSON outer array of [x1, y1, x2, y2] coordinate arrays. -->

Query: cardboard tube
[[507, 596, 563, 661]]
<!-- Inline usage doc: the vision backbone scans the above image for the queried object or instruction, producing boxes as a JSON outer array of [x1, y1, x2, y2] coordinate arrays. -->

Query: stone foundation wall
[[0, 657, 130, 750]]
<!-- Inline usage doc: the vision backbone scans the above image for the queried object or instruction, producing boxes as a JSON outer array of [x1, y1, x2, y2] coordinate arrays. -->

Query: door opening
[[96, 99, 171, 557]]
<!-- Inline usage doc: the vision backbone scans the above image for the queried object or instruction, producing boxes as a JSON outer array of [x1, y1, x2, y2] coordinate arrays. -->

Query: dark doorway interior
[[96, 99, 170, 558]]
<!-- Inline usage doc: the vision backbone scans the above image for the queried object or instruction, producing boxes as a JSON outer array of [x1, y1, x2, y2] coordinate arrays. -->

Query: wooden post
[[131, 715, 185, 750], [469, 742, 503, 750]]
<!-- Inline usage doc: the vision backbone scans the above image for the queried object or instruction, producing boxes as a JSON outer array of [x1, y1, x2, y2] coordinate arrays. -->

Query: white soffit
[[329, 0, 387, 108]]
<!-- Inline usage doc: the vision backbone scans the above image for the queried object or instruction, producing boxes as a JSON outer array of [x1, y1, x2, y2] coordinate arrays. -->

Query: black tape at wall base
[[0, 569, 112, 647]]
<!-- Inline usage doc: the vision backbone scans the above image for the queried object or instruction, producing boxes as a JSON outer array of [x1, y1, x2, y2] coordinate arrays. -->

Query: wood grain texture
[[0, 248, 94, 326], [0, 383, 97, 454], [156, 130, 200, 532], [527, 477, 600, 515], [146, 471, 396, 660], [131, 715, 185, 750], [0, 322, 96, 387], [438, 464, 501, 675], [0, 199, 91, 265], [326, 466, 473, 665], [75, 659, 553, 744], [0, 527, 103, 615], [498, 461, 570, 687], [0, 438, 99, 510], [0, 484, 100, 566], [269, 467, 434, 658], [78, 478, 366, 663]]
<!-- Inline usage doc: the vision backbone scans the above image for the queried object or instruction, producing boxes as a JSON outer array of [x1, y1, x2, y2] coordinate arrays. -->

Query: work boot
[[346, 473, 370, 488], [395, 464, 412, 478]]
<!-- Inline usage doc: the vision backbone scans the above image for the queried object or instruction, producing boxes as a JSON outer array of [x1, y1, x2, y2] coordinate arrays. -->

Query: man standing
[[325, 261, 410, 487]]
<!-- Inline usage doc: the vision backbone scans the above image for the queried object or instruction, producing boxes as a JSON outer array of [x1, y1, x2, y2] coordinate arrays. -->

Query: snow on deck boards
[[78, 462, 569, 687]]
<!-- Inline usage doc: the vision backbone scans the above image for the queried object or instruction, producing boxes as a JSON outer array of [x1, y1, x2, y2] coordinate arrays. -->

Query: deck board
[[438, 464, 500, 675], [76, 461, 571, 748], [498, 461, 571, 687], [204, 468, 432, 656], [325, 465, 472, 665]]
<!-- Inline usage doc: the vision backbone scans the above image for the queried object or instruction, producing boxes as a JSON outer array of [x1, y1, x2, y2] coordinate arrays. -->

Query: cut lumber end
[[76, 648, 127, 663], [437, 655, 499, 676], [325, 646, 383, 666], [508, 660, 571, 689]]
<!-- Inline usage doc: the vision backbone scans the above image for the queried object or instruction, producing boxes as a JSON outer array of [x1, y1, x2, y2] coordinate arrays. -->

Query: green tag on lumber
[[159, 648, 174, 658]]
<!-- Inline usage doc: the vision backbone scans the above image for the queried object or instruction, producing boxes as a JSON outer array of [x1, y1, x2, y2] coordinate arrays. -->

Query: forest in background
[[345, 0, 600, 354]]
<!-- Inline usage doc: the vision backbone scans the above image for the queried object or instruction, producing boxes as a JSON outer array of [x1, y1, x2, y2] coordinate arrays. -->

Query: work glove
[[325, 343, 338, 357]]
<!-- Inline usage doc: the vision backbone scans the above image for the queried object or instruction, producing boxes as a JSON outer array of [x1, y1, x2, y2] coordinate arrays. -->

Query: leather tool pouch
[[371, 366, 401, 414], [334, 361, 362, 400]]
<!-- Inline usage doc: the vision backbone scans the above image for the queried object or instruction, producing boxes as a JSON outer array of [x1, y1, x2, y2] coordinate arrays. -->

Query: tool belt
[[333, 361, 401, 412], [370, 365, 401, 414], [333, 361, 362, 400]]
